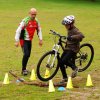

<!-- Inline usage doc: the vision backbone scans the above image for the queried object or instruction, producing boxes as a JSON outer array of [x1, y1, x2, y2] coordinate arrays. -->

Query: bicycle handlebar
[[50, 30, 66, 40]]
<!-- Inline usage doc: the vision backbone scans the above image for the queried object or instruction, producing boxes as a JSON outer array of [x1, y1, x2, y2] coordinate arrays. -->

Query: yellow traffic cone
[[30, 69, 36, 81], [44, 69, 50, 78], [3, 73, 10, 84], [48, 80, 55, 92], [66, 76, 73, 89], [86, 74, 93, 87]]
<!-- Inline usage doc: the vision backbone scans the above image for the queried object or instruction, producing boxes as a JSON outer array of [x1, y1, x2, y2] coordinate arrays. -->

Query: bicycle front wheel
[[75, 43, 94, 72], [37, 50, 59, 81]]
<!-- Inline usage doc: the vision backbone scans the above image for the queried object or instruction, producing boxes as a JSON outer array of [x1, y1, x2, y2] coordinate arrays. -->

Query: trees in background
[[91, 0, 95, 1]]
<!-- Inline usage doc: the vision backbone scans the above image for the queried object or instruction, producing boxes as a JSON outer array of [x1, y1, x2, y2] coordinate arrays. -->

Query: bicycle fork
[[46, 44, 60, 69]]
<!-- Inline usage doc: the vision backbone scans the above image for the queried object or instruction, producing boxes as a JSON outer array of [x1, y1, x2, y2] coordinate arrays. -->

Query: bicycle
[[37, 30, 94, 81]]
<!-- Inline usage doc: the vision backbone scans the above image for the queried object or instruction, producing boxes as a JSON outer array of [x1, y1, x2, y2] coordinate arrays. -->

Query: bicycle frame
[[47, 44, 60, 68], [46, 33, 66, 69]]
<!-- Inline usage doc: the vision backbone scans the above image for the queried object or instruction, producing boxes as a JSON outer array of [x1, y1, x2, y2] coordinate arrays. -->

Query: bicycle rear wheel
[[37, 50, 59, 81], [75, 43, 94, 72]]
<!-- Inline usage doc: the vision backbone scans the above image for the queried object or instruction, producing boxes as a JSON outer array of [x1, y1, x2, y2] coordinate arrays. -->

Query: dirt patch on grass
[[1, 70, 99, 100], [60, 70, 100, 100]]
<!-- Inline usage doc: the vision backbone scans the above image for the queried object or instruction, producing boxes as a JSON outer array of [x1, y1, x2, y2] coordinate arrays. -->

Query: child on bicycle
[[59, 15, 84, 83]]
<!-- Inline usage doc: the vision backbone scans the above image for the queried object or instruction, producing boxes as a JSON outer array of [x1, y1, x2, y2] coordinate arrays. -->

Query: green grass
[[0, 0, 100, 99]]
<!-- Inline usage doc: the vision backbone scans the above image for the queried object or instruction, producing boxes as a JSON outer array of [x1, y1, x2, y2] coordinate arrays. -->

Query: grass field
[[0, 0, 100, 100]]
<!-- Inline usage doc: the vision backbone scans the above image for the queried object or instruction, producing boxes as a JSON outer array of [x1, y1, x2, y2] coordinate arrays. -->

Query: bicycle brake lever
[[62, 36, 66, 40]]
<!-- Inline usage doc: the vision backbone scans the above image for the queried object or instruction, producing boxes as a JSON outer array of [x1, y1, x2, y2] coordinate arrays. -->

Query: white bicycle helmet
[[62, 15, 75, 25]]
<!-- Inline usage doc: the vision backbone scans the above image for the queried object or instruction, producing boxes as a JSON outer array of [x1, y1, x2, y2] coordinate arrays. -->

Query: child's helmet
[[62, 15, 75, 25]]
